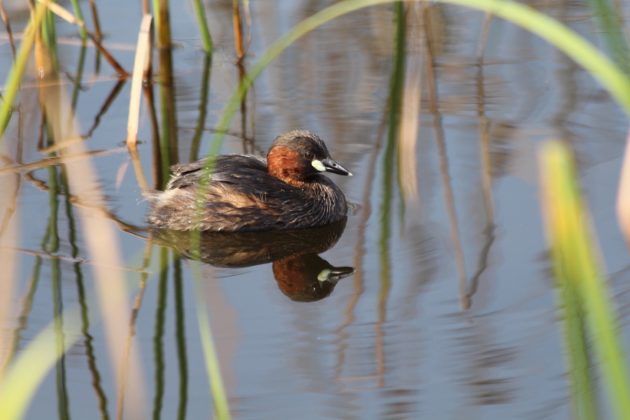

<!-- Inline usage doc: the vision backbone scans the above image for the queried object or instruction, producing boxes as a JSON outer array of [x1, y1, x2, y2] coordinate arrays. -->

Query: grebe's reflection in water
[[153, 219, 353, 301]]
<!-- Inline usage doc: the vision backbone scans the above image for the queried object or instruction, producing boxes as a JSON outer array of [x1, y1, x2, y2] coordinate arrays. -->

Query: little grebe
[[147, 130, 352, 231]]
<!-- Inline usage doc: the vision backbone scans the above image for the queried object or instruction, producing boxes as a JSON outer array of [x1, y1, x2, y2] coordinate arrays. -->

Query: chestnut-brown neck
[[267, 146, 308, 187]]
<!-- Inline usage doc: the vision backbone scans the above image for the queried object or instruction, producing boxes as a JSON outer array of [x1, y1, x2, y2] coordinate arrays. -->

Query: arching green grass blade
[[207, 0, 630, 157]]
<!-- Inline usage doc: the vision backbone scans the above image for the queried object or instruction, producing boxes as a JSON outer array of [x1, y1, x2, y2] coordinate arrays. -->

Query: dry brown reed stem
[[39, 81, 147, 418], [0, 1, 16, 58], [0, 155, 20, 380], [127, 15, 153, 148], [398, 3, 422, 205], [232, 0, 245, 60], [87, 0, 102, 41], [0, 147, 125, 175], [40, 0, 129, 76], [617, 129, 630, 248]]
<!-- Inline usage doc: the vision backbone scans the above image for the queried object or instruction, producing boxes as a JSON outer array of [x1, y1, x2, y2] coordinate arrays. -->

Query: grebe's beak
[[312, 158, 353, 176], [317, 266, 354, 283]]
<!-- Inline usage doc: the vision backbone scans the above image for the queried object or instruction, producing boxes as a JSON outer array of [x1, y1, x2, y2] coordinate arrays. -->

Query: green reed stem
[[0, 2, 48, 137], [69, 0, 88, 40], [191, 0, 213, 53]]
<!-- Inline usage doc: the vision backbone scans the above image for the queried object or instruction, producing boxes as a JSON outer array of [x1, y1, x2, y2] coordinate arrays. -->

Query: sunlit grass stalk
[[127, 15, 153, 148], [0, 1, 49, 137], [540, 141, 630, 420], [192, 0, 213, 53]]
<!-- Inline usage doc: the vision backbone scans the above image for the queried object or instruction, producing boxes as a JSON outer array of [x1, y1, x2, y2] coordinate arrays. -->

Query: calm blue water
[[1, 1, 629, 418]]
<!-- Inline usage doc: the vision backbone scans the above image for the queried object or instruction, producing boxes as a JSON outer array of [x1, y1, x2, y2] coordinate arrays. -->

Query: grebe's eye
[[305, 152, 314, 160]]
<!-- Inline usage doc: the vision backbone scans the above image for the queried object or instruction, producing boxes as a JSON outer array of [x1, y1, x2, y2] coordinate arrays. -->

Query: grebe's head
[[267, 130, 352, 185]]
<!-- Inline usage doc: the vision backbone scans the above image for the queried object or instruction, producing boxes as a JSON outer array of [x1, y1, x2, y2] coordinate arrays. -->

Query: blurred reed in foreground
[[540, 141, 630, 420]]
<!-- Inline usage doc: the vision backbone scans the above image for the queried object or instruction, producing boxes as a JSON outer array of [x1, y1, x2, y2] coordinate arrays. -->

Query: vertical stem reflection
[[152, 247, 169, 419], [173, 256, 188, 420], [422, 6, 468, 309]]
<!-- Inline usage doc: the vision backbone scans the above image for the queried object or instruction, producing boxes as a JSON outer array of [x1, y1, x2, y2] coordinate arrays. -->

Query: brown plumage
[[146, 130, 352, 231]]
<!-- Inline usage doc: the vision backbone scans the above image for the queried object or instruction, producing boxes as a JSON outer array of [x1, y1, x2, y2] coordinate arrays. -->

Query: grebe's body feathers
[[147, 131, 350, 232]]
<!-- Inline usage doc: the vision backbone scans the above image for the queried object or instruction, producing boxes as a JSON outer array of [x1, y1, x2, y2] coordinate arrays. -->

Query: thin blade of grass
[[190, 262, 230, 420]]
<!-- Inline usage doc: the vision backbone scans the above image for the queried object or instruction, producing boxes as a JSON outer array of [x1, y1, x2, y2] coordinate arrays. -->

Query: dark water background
[[2, 0, 630, 418]]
